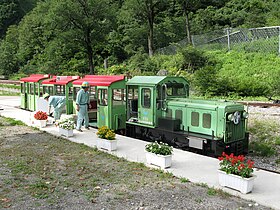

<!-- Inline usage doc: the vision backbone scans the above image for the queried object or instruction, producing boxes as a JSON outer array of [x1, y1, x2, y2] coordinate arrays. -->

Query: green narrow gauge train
[[20, 74, 249, 156], [125, 76, 249, 156]]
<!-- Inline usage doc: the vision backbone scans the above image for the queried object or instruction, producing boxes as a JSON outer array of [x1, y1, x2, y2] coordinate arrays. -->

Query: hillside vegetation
[[0, 0, 280, 97]]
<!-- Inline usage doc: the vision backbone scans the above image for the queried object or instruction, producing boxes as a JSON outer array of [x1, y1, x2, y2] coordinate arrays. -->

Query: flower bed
[[58, 118, 75, 130], [218, 152, 256, 194], [218, 152, 254, 178], [96, 126, 116, 140], [96, 126, 117, 151], [145, 141, 173, 156], [145, 141, 173, 169]]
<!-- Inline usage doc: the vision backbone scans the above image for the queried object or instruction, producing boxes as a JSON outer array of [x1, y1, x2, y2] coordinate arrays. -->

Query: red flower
[[218, 157, 224, 161], [218, 153, 254, 178], [34, 111, 48, 120]]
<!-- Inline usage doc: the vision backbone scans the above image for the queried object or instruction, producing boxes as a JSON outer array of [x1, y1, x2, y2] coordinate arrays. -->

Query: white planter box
[[218, 170, 256, 194], [35, 120, 47, 128], [146, 152, 172, 169], [59, 127, 74, 137], [96, 138, 117, 151]]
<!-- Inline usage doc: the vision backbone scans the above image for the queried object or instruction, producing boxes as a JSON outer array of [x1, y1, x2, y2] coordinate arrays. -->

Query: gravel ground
[[0, 117, 269, 210], [247, 105, 280, 172]]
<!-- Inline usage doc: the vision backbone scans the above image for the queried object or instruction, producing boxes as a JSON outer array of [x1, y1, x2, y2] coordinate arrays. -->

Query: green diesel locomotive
[[126, 76, 249, 156], [20, 74, 249, 156]]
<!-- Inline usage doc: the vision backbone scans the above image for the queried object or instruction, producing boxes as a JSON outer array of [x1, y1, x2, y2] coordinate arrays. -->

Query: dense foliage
[[0, 0, 280, 97]]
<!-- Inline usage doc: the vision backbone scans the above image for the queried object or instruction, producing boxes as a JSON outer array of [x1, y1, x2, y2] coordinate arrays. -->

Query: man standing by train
[[76, 81, 91, 132], [43, 93, 66, 121]]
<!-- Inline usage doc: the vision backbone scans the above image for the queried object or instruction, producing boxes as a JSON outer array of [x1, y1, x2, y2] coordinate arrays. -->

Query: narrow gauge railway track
[[239, 101, 280, 107], [0, 80, 20, 85]]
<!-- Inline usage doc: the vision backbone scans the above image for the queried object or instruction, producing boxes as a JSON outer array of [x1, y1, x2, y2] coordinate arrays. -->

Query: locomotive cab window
[[165, 83, 186, 97], [127, 86, 139, 117], [98, 89, 108, 106], [141, 88, 151, 108]]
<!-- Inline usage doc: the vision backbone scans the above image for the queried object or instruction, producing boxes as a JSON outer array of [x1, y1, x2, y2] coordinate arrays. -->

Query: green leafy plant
[[218, 152, 254, 178], [96, 126, 116, 140], [145, 141, 173, 156], [58, 118, 75, 130]]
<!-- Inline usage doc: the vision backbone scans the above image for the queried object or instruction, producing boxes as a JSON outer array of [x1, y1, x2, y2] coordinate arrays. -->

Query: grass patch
[[0, 91, 20, 96], [275, 137, 280, 146], [207, 187, 217, 196], [28, 180, 50, 199], [180, 177, 190, 183], [196, 182, 208, 188], [0, 118, 253, 208], [249, 142, 276, 157], [0, 84, 20, 89], [0, 123, 181, 205], [0, 116, 25, 126], [248, 119, 279, 157]]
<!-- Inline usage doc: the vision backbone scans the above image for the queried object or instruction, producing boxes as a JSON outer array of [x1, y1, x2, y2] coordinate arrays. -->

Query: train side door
[[27, 82, 34, 110], [20, 82, 27, 109], [138, 87, 154, 126], [97, 88, 109, 128]]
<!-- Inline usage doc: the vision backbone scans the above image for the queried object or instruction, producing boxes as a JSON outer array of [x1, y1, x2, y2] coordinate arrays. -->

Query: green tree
[[51, 0, 115, 74], [0, 25, 19, 76], [119, 0, 169, 57], [0, 0, 37, 39]]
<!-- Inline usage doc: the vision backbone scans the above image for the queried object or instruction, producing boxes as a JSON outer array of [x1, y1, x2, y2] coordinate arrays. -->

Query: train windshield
[[164, 83, 186, 97]]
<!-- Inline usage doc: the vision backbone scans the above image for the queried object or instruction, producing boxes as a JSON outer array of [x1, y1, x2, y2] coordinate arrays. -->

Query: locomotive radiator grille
[[225, 120, 245, 143]]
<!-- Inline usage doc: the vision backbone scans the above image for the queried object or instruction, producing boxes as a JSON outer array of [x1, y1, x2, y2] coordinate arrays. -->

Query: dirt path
[[0, 117, 268, 210]]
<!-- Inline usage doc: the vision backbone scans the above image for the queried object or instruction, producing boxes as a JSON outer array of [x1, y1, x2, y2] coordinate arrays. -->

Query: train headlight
[[233, 111, 241, 124], [242, 111, 249, 119], [227, 114, 233, 121], [228, 111, 241, 124]]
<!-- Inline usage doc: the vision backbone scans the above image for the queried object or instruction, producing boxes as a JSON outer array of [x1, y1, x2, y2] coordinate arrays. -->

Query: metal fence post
[[278, 26, 280, 56], [227, 28, 231, 51]]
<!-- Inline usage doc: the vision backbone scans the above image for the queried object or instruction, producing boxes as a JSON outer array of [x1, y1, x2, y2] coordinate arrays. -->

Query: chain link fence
[[157, 26, 280, 55]]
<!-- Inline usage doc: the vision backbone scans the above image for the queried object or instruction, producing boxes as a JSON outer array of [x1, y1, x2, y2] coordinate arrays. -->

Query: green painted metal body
[[166, 99, 246, 143], [126, 76, 247, 145], [72, 75, 126, 130], [97, 81, 126, 130], [20, 74, 50, 111], [20, 82, 28, 109], [26, 82, 43, 111], [126, 76, 189, 128]]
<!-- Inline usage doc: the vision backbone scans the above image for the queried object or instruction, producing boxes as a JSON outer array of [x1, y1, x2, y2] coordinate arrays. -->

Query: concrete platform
[[0, 96, 279, 209]]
